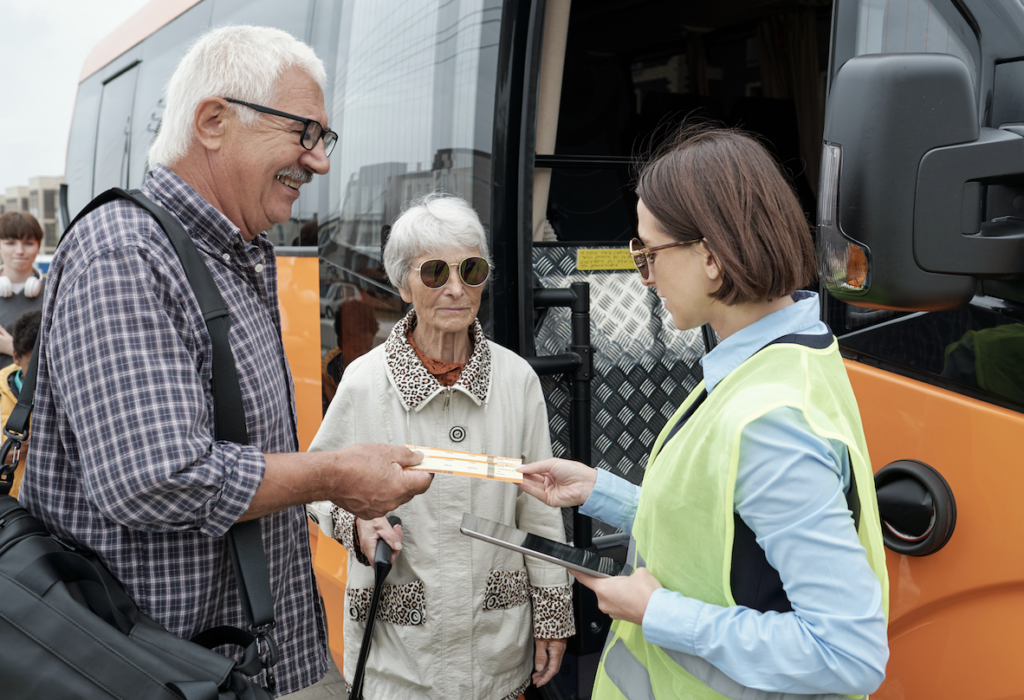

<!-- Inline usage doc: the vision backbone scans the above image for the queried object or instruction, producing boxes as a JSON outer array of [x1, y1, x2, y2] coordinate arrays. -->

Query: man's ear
[[194, 97, 230, 152]]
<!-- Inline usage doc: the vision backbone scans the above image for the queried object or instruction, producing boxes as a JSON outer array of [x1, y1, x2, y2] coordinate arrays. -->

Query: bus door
[[513, 1, 835, 696], [823, 0, 1024, 696]]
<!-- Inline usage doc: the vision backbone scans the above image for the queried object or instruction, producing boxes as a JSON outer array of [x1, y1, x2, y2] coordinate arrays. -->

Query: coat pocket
[[482, 569, 530, 611], [347, 579, 426, 626]]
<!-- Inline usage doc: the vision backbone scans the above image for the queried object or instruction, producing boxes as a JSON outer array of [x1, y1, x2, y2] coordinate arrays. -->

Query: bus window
[[211, 0, 312, 35], [311, 0, 502, 377], [93, 64, 140, 196], [854, 0, 978, 86], [128, 2, 213, 192], [65, 78, 103, 220]]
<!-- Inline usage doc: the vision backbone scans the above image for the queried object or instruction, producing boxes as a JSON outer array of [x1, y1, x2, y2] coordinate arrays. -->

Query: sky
[[0, 0, 155, 190]]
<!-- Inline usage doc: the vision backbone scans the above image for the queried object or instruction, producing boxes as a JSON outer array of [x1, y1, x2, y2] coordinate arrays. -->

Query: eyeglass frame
[[628, 237, 703, 279], [222, 97, 338, 157], [412, 257, 491, 289]]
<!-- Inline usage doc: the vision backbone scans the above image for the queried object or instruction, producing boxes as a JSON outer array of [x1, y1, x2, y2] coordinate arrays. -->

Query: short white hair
[[384, 194, 491, 291], [148, 25, 327, 168]]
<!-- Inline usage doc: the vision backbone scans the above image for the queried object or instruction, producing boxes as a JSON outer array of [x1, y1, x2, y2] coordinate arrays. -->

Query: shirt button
[[222, 253, 231, 262], [254, 263, 265, 273]]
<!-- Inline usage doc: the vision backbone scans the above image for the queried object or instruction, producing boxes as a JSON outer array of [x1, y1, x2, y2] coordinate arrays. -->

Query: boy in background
[[0, 309, 42, 497]]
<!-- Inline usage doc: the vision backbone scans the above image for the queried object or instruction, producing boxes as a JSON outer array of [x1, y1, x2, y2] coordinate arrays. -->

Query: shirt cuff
[[641, 587, 703, 656], [580, 468, 640, 534]]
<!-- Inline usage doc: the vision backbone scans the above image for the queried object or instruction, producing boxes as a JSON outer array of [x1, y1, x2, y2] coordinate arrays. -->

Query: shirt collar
[[140, 165, 273, 260], [700, 290, 828, 394]]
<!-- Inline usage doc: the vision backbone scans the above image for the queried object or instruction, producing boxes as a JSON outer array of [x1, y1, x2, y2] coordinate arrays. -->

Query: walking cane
[[349, 515, 401, 700]]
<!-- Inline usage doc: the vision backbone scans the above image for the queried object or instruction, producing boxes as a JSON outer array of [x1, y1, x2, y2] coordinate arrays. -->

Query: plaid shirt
[[21, 166, 328, 695]]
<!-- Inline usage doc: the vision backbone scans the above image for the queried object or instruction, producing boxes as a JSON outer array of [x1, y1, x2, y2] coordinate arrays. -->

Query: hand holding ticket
[[405, 445, 523, 483]]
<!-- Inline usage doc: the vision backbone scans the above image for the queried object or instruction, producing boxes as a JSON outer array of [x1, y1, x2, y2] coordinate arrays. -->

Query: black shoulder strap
[[0, 187, 278, 688]]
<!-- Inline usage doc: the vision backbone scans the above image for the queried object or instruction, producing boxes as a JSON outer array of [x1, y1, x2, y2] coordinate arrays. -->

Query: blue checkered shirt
[[21, 165, 328, 695]]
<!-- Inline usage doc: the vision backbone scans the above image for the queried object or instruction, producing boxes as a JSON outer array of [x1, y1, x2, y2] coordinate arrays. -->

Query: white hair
[[384, 194, 491, 291], [148, 25, 327, 168]]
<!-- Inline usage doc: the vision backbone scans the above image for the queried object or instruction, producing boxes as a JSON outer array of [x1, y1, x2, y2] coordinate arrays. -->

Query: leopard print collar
[[383, 310, 491, 412]]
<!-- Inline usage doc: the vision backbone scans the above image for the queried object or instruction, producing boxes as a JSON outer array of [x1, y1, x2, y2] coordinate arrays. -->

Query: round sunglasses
[[413, 257, 491, 289]]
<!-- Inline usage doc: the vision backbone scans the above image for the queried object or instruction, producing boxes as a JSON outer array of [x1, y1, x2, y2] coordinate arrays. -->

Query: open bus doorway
[[527, 2, 834, 697]]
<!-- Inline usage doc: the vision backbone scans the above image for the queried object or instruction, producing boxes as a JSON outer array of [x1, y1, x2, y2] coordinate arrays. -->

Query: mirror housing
[[819, 53, 1024, 311]]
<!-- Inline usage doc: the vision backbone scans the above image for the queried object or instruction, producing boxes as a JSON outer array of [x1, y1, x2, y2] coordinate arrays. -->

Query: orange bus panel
[[845, 360, 1024, 699], [277, 254, 321, 451]]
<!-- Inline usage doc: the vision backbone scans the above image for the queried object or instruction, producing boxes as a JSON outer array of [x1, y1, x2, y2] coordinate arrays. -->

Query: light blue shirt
[[581, 291, 888, 695]]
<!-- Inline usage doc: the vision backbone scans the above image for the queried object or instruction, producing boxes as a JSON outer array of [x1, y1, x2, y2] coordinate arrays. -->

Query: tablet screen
[[460, 513, 623, 578]]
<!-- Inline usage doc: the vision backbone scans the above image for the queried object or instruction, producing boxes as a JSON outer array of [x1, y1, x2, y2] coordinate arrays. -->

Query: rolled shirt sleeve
[[640, 406, 887, 695]]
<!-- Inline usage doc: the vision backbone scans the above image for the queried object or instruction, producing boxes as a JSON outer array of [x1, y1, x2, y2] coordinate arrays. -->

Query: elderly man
[[19, 25, 431, 696]]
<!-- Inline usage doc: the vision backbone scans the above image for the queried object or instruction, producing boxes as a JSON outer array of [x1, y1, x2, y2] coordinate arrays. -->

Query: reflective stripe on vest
[[603, 636, 864, 700]]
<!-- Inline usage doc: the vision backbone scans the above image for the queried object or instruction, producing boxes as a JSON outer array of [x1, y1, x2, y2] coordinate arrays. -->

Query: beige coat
[[309, 313, 574, 700]]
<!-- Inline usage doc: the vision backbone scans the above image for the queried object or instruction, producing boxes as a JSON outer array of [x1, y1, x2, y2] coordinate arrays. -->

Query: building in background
[[1, 177, 63, 252]]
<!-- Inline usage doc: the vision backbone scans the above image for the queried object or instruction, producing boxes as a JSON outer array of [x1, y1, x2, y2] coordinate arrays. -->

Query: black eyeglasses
[[223, 97, 338, 157], [413, 257, 491, 289], [628, 237, 703, 279]]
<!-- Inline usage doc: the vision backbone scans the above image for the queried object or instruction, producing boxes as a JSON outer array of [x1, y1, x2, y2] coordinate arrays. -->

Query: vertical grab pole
[[569, 282, 593, 549]]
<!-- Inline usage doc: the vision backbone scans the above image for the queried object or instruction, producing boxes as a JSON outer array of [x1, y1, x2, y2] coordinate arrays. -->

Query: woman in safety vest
[[519, 125, 890, 700]]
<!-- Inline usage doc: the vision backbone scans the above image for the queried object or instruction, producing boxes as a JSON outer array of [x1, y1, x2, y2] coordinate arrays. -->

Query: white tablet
[[460, 513, 623, 578]]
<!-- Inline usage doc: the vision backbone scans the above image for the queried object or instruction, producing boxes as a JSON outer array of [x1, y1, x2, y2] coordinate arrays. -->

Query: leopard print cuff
[[330, 505, 369, 567], [531, 584, 576, 639], [499, 677, 532, 700]]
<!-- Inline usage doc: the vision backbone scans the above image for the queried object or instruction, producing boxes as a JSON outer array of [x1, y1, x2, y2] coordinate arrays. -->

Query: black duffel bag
[[0, 188, 281, 700], [0, 495, 272, 700]]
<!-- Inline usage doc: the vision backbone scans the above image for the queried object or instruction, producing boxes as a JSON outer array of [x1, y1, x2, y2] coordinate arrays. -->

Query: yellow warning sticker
[[576, 249, 635, 271]]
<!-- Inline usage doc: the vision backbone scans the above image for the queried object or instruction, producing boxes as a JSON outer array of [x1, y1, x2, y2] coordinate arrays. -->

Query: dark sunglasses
[[223, 97, 338, 156], [628, 237, 703, 280], [413, 257, 491, 289]]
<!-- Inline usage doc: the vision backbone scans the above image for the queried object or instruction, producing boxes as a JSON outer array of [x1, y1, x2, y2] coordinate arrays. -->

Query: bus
[[66, 0, 1020, 697]]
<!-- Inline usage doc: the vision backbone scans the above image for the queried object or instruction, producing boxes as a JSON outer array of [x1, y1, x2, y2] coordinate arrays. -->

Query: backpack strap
[[0, 187, 279, 689]]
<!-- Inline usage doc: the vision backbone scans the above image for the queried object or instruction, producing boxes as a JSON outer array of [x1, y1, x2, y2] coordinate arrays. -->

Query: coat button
[[449, 426, 466, 442]]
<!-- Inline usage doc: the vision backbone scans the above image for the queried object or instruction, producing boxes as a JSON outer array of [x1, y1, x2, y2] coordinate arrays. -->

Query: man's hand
[[356, 515, 403, 565], [533, 637, 567, 687], [248, 444, 432, 522], [330, 444, 432, 520], [518, 458, 598, 508], [574, 568, 662, 627]]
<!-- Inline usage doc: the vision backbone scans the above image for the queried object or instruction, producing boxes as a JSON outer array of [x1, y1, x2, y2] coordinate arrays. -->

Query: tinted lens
[[629, 238, 649, 279], [459, 257, 490, 286], [419, 260, 450, 288]]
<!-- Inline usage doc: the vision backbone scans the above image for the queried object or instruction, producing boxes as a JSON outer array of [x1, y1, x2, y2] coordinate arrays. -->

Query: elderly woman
[[309, 194, 574, 700]]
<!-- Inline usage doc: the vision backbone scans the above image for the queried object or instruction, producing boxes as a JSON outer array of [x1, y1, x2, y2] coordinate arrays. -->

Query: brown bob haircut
[[0, 211, 44, 244], [636, 124, 816, 306]]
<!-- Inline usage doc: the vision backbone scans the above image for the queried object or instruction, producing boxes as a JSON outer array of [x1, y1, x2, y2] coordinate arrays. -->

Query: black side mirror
[[819, 53, 1024, 312]]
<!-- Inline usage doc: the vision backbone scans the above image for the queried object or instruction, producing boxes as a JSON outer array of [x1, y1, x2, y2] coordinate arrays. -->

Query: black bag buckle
[[252, 622, 279, 691], [0, 439, 22, 496]]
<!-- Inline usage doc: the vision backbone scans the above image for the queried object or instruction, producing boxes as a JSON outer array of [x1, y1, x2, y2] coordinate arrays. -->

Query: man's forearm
[[240, 444, 433, 522], [241, 451, 337, 521]]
